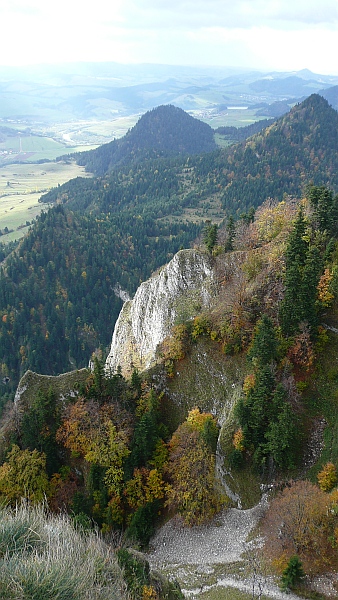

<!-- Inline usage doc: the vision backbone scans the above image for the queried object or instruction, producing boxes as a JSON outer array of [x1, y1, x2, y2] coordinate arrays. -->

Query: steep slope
[[105, 249, 216, 377], [208, 94, 338, 213], [0, 204, 200, 396], [76, 104, 217, 175]]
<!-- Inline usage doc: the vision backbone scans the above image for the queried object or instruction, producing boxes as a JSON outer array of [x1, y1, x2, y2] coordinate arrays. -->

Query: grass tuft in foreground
[[0, 503, 126, 600]]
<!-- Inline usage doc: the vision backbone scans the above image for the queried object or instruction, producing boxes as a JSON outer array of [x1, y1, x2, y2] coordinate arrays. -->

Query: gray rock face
[[105, 249, 216, 378]]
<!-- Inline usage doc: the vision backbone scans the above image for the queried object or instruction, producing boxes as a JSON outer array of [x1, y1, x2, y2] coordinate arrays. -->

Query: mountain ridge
[[217, 93, 338, 212]]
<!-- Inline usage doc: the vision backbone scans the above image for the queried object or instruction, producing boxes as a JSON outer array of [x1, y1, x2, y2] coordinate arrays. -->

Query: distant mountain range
[[217, 93, 338, 212], [0, 62, 337, 123]]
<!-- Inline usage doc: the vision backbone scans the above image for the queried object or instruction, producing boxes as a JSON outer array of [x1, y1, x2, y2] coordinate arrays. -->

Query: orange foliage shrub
[[287, 323, 315, 370], [262, 480, 338, 575], [49, 470, 79, 512], [233, 428, 245, 451], [317, 269, 334, 307], [160, 324, 189, 362], [243, 373, 256, 396]]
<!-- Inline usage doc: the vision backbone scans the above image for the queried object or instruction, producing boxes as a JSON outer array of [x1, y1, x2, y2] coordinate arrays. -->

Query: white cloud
[[121, 0, 338, 29], [0, 0, 337, 74]]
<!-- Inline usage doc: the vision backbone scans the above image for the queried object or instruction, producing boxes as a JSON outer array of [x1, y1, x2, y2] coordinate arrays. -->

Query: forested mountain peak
[[76, 104, 217, 175], [270, 92, 335, 129], [217, 93, 338, 213]]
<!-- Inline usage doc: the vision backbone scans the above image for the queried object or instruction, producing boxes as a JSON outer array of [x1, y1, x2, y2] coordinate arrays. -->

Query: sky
[[1, 0, 338, 75]]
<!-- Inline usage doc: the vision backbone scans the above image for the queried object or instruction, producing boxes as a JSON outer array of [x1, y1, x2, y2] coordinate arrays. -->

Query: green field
[[74, 115, 140, 140], [0, 161, 92, 242], [0, 135, 65, 160], [199, 108, 269, 129]]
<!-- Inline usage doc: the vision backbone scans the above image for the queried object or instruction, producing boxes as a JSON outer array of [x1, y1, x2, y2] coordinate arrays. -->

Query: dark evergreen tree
[[20, 387, 61, 475], [265, 385, 298, 469], [236, 366, 275, 452], [301, 245, 323, 330], [279, 208, 323, 336], [280, 556, 305, 591], [247, 314, 278, 368], [126, 501, 160, 547], [236, 313, 298, 470], [308, 185, 338, 235], [204, 222, 218, 254], [236, 370, 298, 470], [126, 390, 161, 475]]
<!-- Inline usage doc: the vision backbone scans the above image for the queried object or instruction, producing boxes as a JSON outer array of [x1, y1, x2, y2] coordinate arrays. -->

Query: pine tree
[[279, 208, 323, 336], [308, 185, 338, 235], [301, 245, 323, 331], [265, 385, 298, 469], [247, 314, 278, 368], [280, 555, 305, 591], [285, 207, 308, 267], [204, 222, 218, 253]]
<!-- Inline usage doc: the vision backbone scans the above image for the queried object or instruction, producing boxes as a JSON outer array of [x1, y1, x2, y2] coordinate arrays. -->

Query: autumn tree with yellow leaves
[[165, 408, 223, 525]]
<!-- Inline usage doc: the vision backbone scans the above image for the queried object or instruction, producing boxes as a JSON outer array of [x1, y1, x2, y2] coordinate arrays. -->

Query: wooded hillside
[[75, 104, 217, 175]]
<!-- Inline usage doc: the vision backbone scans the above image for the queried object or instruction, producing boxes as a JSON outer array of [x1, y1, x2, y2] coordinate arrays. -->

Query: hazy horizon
[[0, 0, 337, 75]]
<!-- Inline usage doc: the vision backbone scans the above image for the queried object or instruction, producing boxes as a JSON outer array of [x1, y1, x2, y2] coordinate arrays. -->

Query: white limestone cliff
[[105, 249, 216, 378]]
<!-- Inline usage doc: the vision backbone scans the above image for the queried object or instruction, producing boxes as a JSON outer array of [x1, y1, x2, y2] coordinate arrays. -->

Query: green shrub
[[126, 501, 159, 547], [116, 547, 150, 597]]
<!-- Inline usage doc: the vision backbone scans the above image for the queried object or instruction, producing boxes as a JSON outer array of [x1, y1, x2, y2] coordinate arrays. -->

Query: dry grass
[[0, 503, 126, 600]]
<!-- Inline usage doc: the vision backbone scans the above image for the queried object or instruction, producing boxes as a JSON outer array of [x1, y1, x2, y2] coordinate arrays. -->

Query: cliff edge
[[105, 249, 216, 378]]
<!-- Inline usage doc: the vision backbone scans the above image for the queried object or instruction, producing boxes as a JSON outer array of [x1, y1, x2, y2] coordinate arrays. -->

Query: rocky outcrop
[[0, 368, 89, 458], [105, 249, 217, 378]]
